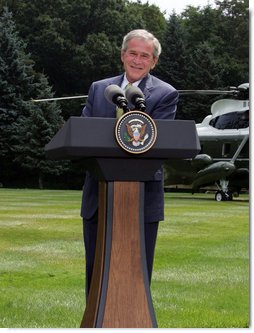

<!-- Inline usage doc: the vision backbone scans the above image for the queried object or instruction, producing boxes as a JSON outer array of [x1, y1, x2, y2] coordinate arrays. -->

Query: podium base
[[81, 181, 157, 328]]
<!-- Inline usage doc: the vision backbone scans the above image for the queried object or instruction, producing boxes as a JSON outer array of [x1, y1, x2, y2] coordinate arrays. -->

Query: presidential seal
[[115, 111, 157, 154]]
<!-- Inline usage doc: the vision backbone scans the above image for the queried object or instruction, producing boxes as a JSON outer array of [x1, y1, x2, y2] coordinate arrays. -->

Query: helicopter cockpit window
[[209, 110, 249, 129]]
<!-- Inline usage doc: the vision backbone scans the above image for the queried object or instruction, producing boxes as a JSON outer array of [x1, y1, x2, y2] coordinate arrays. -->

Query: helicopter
[[164, 83, 249, 201], [34, 83, 249, 201]]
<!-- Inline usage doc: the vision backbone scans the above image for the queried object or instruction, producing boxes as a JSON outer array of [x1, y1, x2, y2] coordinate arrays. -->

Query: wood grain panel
[[102, 181, 153, 328]]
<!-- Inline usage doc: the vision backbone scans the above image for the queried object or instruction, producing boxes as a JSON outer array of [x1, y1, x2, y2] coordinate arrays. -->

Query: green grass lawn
[[0, 189, 249, 328]]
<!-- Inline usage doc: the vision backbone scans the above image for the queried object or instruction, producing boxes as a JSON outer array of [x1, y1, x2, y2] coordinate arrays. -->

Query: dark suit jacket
[[80, 73, 178, 223]]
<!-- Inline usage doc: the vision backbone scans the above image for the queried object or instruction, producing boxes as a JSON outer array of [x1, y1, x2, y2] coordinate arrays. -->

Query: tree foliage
[[1, 0, 166, 95], [155, 0, 248, 121], [0, 7, 34, 158], [0, 0, 249, 188], [180, 0, 248, 86], [0, 7, 67, 188], [179, 41, 223, 121], [155, 13, 188, 90]]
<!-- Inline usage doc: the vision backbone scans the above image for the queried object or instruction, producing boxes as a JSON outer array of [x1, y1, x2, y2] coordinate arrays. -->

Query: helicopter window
[[209, 110, 249, 129], [222, 143, 231, 157]]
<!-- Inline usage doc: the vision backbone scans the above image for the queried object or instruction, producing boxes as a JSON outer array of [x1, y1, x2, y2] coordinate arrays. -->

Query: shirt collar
[[121, 74, 142, 89]]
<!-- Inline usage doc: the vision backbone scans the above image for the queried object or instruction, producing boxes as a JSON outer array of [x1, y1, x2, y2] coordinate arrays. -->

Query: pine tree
[[181, 41, 223, 122], [13, 73, 68, 189], [0, 7, 67, 188], [0, 7, 35, 159], [155, 13, 188, 90]]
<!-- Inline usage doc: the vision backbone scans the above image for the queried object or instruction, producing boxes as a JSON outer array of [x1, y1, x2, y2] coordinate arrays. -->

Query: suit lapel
[[103, 75, 125, 116], [108, 74, 124, 87], [138, 74, 152, 100]]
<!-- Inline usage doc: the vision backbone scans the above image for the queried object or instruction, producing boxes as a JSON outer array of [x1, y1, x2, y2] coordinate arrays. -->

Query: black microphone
[[125, 85, 146, 111], [104, 84, 129, 112]]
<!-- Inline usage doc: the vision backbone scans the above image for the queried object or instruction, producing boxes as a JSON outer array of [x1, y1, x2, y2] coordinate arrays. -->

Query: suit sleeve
[[150, 88, 179, 120], [81, 83, 95, 117]]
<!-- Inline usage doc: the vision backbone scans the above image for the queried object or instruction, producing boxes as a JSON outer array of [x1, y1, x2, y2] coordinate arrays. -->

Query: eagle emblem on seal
[[126, 119, 149, 147]]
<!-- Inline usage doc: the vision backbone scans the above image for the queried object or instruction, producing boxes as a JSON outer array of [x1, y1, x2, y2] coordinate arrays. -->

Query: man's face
[[121, 38, 158, 83]]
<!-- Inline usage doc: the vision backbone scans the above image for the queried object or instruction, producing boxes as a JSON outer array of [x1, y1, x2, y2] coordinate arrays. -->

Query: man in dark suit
[[81, 29, 178, 298]]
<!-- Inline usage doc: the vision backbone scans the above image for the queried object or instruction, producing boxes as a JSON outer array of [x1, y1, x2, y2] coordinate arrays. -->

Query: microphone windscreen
[[104, 84, 125, 104], [125, 85, 144, 104]]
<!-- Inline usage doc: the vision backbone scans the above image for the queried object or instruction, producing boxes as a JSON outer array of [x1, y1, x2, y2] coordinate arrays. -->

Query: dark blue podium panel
[[45, 117, 200, 181]]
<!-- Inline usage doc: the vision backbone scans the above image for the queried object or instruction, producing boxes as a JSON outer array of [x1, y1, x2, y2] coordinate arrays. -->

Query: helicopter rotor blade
[[178, 90, 236, 96], [32, 95, 88, 102], [32, 83, 248, 102]]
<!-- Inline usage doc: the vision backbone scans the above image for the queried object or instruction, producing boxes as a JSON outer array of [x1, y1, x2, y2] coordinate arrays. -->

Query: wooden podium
[[45, 117, 200, 328]]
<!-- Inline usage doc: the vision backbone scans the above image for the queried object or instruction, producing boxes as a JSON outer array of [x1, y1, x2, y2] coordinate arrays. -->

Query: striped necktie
[[116, 83, 132, 118]]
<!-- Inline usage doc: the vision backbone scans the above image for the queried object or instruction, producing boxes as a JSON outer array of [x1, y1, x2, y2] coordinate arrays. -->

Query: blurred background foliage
[[0, 0, 249, 189]]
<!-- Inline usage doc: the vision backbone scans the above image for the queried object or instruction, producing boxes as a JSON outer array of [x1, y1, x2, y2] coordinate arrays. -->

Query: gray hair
[[121, 29, 162, 58]]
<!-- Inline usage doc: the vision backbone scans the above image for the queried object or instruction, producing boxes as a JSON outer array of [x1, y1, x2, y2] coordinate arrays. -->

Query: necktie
[[116, 83, 132, 118]]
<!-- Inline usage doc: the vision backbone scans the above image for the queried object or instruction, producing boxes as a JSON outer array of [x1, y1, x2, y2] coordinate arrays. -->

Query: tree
[[155, 12, 188, 90], [0, 0, 249, 188], [214, 0, 249, 84], [13, 74, 69, 189], [126, 1, 166, 41], [181, 4, 220, 49], [1, 0, 167, 97], [180, 0, 249, 86], [187, 41, 222, 89], [0, 7, 35, 159], [180, 41, 223, 122], [0, 7, 67, 188]]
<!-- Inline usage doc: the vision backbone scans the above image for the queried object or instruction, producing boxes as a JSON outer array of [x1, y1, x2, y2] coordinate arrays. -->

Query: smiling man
[[80, 29, 179, 299], [121, 32, 159, 83]]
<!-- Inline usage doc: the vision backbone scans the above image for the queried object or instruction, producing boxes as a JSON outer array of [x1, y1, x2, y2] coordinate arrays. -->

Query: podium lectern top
[[45, 117, 200, 160], [45, 117, 200, 181]]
